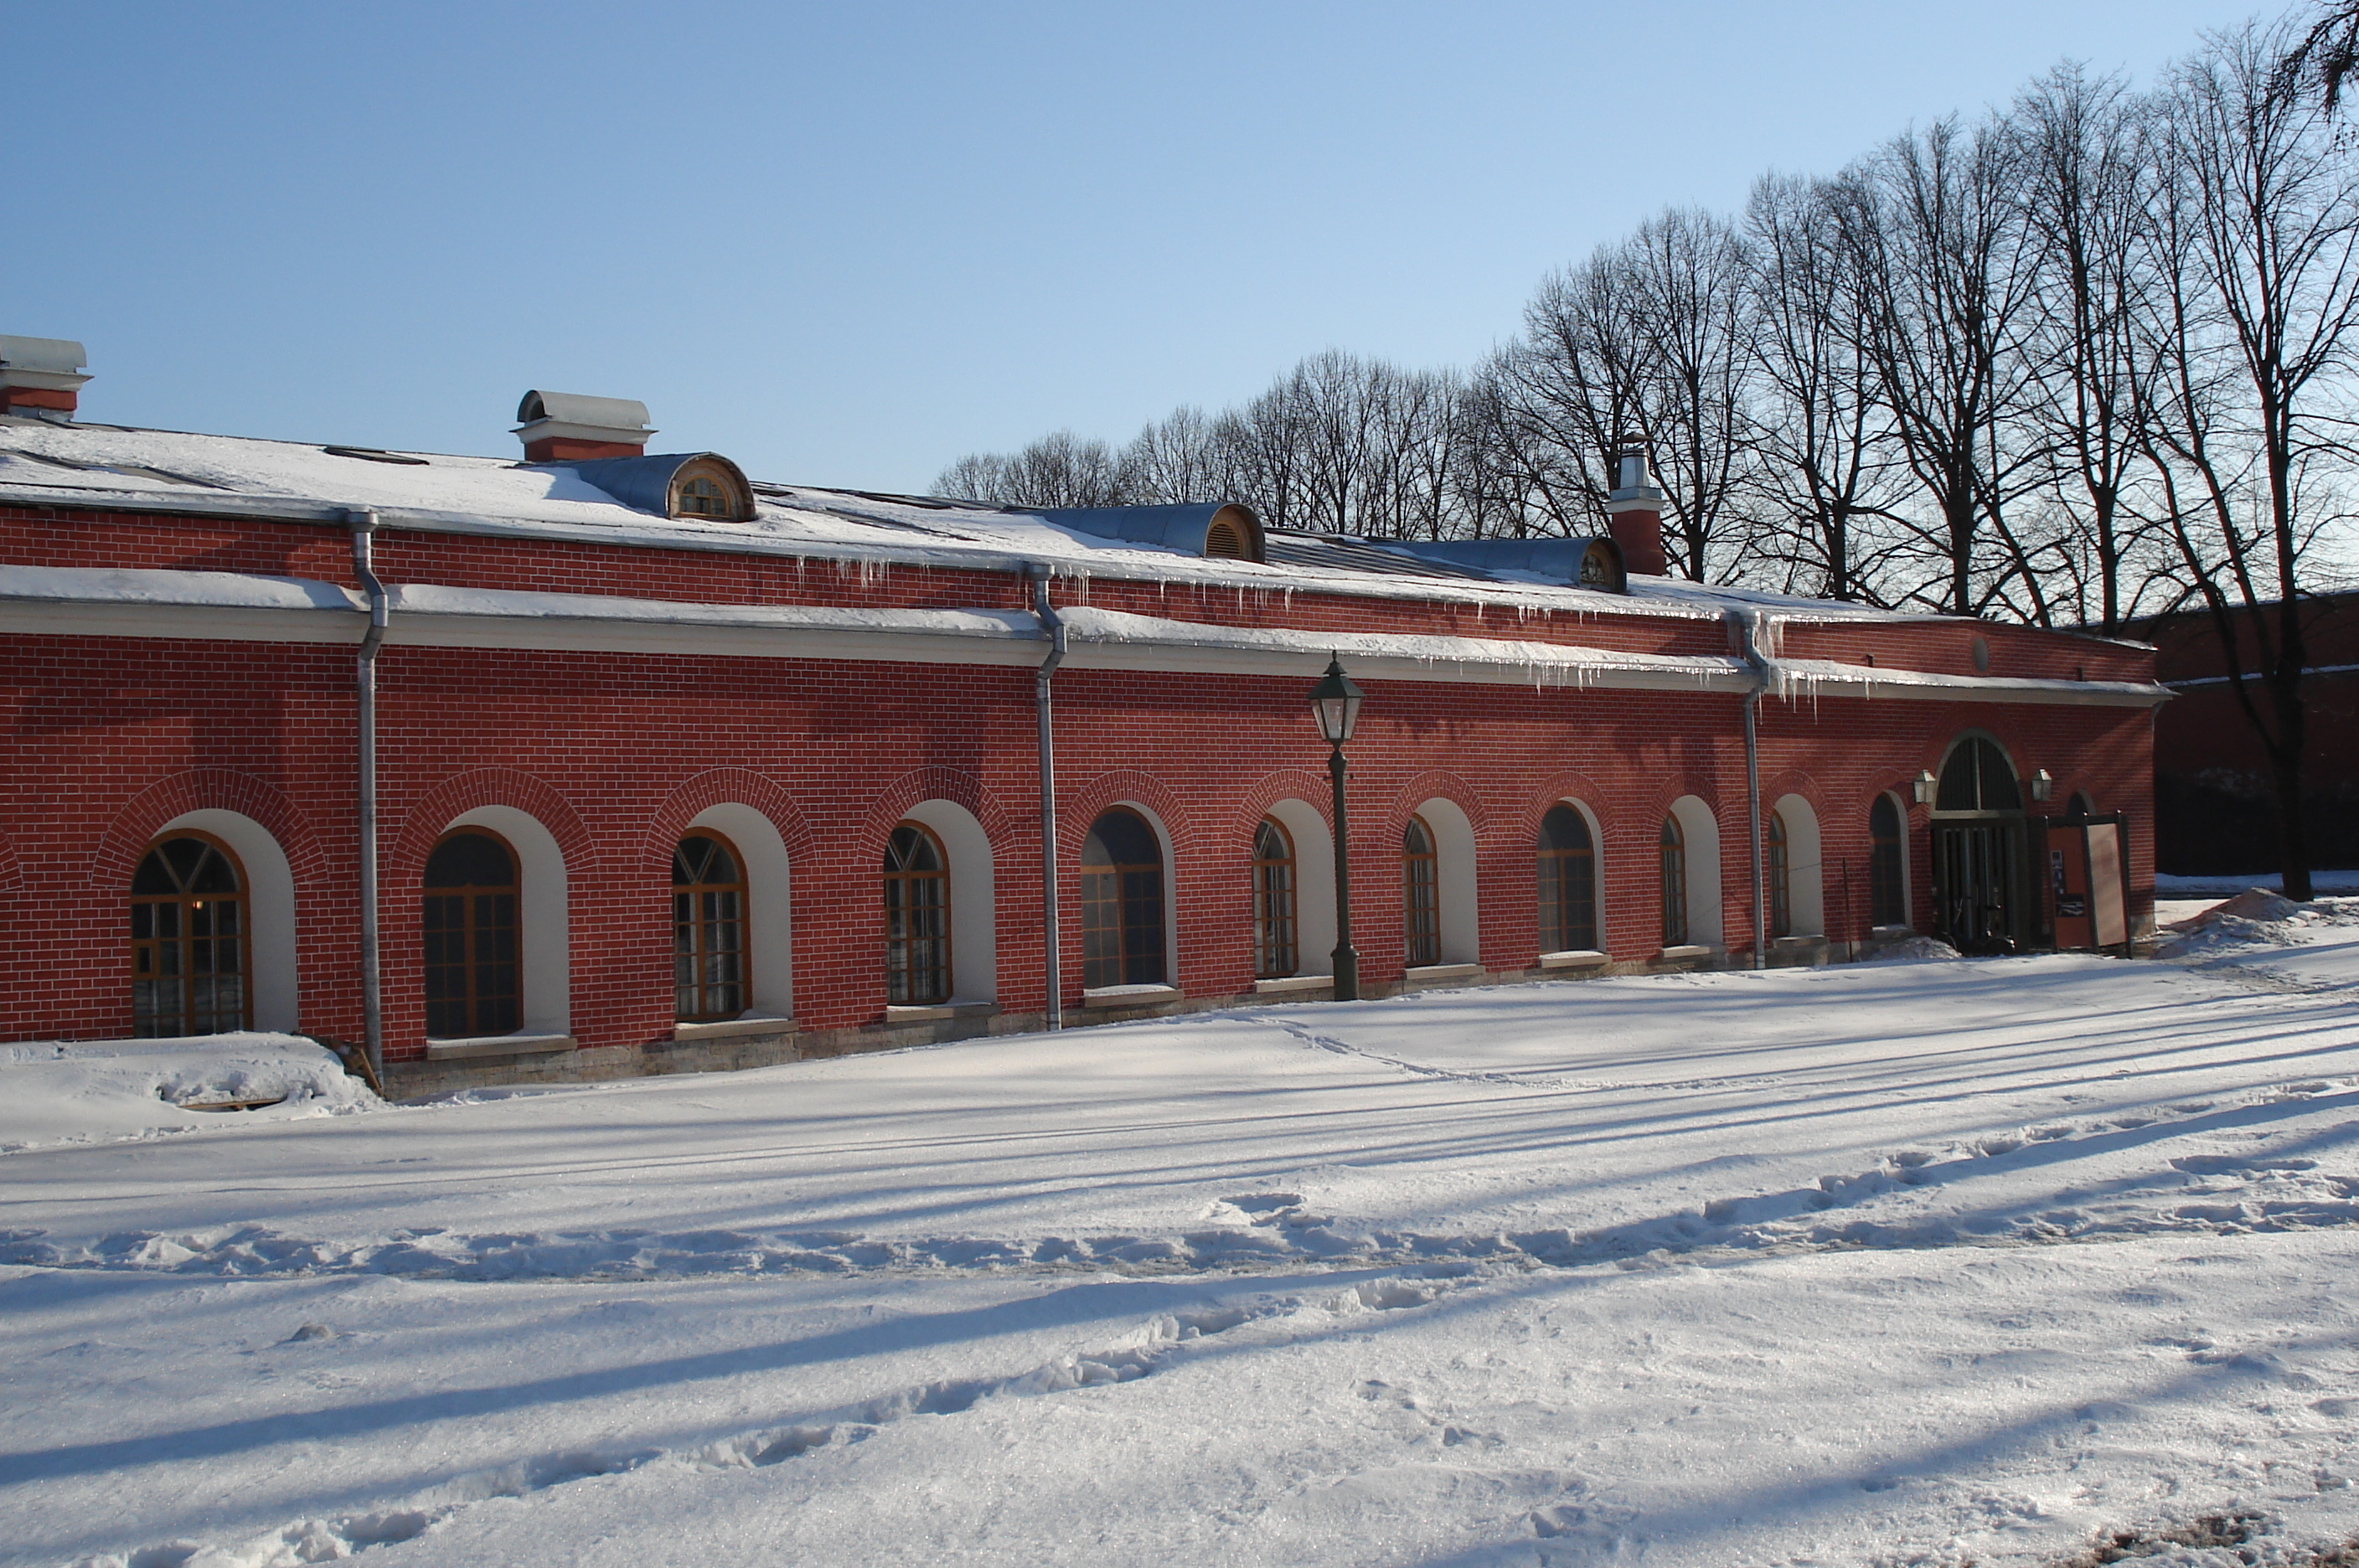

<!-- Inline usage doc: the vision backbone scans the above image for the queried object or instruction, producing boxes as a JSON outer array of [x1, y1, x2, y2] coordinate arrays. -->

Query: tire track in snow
[[60, 1274, 1462, 1568]]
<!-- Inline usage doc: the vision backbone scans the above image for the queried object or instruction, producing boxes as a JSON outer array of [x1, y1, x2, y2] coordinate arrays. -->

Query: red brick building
[[0, 341, 2168, 1091], [2128, 593, 2359, 874]]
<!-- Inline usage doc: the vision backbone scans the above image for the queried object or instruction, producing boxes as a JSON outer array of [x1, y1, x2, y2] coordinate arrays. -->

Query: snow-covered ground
[[8, 905, 2359, 1566]]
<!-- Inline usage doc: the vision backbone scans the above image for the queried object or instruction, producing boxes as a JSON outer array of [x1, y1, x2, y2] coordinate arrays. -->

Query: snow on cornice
[[0, 564, 2172, 706], [0, 417, 1959, 630]]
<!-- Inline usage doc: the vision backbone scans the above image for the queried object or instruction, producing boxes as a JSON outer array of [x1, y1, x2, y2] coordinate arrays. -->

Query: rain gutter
[[348, 510, 390, 1081], [1030, 565, 1068, 1029]]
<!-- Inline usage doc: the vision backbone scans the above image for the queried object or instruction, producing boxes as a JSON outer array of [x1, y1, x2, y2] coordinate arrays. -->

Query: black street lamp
[[1309, 655, 1365, 1001]]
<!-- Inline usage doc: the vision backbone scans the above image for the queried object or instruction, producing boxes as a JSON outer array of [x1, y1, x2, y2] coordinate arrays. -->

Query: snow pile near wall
[[2157, 890, 2315, 955], [0, 1034, 377, 1153], [1856, 934, 1962, 962]]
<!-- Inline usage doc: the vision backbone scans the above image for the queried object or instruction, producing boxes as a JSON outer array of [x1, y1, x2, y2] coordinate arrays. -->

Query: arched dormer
[[565, 452, 757, 523], [1033, 503, 1267, 564]]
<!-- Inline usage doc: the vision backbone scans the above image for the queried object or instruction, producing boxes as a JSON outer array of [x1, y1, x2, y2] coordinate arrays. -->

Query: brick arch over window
[[98, 771, 322, 895], [1232, 770, 1334, 838], [1061, 769, 1191, 860], [643, 768, 817, 875], [1517, 769, 1616, 844], [857, 766, 1018, 855], [0, 840, 22, 895], [1383, 771, 1489, 841], [392, 770, 594, 882]]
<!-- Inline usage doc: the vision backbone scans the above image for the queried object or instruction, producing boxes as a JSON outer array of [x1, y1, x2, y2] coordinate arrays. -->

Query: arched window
[[1660, 814, 1688, 947], [1936, 735, 2022, 813], [1766, 809, 1793, 939], [884, 823, 952, 1005], [674, 832, 746, 1021], [1252, 818, 1298, 979], [1403, 814, 1441, 967], [423, 829, 520, 1038], [132, 833, 248, 1037], [1081, 808, 1166, 988], [1869, 794, 1906, 927], [1537, 804, 1598, 953]]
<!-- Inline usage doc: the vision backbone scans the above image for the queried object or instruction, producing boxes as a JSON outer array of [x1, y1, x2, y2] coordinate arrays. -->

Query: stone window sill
[[1252, 974, 1333, 994], [672, 1014, 796, 1042], [1405, 962, 1482, 983], [426, 1032, 576, 1061], [1082, 984, 1184, 1008], [883, 1001, 999, 1024], [1537, 949, 1610, 970], [1657, 944, 1722, 962]]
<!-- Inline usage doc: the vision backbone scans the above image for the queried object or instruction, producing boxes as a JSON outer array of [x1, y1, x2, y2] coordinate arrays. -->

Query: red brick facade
[[0, 492, 2160, 1086]]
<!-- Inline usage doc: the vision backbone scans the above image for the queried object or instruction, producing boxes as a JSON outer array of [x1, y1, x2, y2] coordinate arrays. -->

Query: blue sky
[[9, 1, 2261, 491]]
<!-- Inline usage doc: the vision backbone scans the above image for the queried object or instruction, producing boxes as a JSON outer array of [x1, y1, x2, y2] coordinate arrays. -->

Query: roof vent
[[0, 337, 90, 423], [1032, 503, 1267, 564], [514, 390, 655, 463]]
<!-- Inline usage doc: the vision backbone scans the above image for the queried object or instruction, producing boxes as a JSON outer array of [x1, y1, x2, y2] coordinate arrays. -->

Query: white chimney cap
[[0, 337, 88, 375], [515, 390, 653, 435]]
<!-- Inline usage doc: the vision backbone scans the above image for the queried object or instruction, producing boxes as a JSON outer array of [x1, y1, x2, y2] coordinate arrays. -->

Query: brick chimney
[[514, 390, 655, 462], [1603, 440, 1666, 578], [0, 337, 91, 423]]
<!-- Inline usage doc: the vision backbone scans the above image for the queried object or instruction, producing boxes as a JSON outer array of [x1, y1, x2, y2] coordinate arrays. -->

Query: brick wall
[[0, 500, 2157, 1069]]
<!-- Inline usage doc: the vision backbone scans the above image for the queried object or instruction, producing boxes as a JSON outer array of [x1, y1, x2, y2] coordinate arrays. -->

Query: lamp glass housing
[[1309, 658, 1364, 745]]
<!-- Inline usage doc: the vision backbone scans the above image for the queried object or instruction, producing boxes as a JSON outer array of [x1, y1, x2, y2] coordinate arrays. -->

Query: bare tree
[[932, 429, 1132, 508], [2139, 20, 2359, 899], [2016, 64, 2168, 634], [1742, 173, 1907, 600], [1831, 116, 2049, 617]]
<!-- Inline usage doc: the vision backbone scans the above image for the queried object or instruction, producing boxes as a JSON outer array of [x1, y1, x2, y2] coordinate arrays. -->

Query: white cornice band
[[0, 565, 2170, 708]]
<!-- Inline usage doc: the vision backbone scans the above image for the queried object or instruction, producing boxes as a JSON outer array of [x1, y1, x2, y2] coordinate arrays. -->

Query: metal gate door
[[1933, 820, 2026, 953]]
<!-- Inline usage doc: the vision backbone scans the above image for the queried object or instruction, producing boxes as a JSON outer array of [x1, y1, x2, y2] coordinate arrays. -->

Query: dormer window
[[660, 456, 756, 523], [677, 476, 730, 517]]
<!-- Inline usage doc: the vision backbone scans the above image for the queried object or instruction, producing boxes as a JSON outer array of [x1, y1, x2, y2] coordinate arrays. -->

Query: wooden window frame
[[1537, 803, 1598, 954], [1080, 807, 1167, 989], [1403, 813, 1441, 968], [674, 830, 750, 1022], [422, 827, 522, 1039], [1660, 814, 1688, 948], [1869, 793, 1907, 927], [131, 829, 252, 1038], [1252, 817, 1299, 979], [884, 821, 953, 1005], [1766, 809, 1793, 940]]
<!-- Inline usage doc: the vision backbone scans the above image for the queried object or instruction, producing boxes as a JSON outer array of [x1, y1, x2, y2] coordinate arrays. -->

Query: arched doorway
[[1930, 735, 2028, 954]]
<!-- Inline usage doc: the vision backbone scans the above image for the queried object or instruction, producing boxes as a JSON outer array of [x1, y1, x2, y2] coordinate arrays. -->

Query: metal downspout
[[1734, 609, 1772, 972], [1030, 566, 1068, 1029], [348, 511, 390, 1081]]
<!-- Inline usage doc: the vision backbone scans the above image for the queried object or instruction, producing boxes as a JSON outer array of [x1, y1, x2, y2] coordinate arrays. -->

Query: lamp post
[[1309, 656, 1365, 1001]]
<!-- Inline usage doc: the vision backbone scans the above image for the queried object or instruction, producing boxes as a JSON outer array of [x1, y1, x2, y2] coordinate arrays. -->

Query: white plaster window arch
[[899, 799, 997, 1003], [684, 803, 794, 1020], [151, 809, 298, 1034], [1664, 795, 1723, 951], [1769, 793, 1825, 939], [1409, 797, 1481, 967], [441, 805, 570, 1037], [1262, 797, 1336, 977]]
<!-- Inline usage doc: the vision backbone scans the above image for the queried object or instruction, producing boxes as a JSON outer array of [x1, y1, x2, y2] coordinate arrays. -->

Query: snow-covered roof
[[0, 414, 2000, 631]]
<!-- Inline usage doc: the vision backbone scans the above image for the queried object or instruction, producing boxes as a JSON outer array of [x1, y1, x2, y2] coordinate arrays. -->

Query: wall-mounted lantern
[[2030, 768, 2055, 803], [1912, 769, 1938, 806]]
